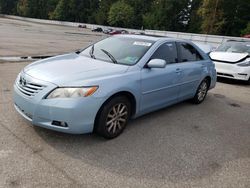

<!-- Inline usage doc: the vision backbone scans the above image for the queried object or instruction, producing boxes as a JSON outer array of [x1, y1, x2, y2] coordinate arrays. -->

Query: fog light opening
[[238, 73, 247, 76], [52, 121, 68, 127]]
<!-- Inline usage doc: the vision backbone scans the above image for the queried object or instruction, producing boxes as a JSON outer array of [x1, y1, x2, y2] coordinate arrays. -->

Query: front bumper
[[13, 74, 104, 134], [214, 61, 250, 81]]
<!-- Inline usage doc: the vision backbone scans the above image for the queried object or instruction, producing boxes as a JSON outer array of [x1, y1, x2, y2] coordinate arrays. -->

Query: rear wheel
[[192, 79, 209, 104], [95, 96, 131, 139]]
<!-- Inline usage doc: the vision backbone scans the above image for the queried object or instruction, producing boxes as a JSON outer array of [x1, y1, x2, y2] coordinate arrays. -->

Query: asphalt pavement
[[0, 17, 249, 188]]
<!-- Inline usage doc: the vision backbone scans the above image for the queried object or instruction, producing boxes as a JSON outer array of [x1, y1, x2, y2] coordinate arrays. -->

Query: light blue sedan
[[13, 35, 216, 139]]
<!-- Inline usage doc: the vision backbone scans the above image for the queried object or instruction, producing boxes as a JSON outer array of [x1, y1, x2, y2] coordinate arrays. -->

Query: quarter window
[[150, 42, 178, 64], [179, 43, 203, 62]]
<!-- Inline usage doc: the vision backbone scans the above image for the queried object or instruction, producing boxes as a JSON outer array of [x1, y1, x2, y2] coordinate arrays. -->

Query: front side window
[[150, 42, 178, 64], [179, 43, 203, 62], [80, 36, 154, 65]]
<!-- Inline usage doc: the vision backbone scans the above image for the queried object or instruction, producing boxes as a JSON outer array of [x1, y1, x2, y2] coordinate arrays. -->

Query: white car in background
[[210, 40, 250, 83], [195, 43, 214, 54]]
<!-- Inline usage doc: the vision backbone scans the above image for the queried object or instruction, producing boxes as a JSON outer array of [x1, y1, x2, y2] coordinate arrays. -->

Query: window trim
[[177, 42, 204, 63], [145, 41, 179, 68]]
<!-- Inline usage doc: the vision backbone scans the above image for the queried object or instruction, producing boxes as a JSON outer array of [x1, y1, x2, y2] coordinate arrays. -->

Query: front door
[[140, 42, 181, 114]]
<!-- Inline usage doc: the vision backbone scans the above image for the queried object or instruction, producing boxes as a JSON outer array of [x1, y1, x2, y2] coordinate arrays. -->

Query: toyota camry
[[13, 35, 216, 139]]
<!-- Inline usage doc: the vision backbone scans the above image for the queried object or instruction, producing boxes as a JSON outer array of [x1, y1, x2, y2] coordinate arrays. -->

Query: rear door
[[176, 42, 205, 100]]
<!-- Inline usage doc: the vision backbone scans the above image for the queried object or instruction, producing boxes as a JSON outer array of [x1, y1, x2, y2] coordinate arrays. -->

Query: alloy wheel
[[197, 81, 208, 101], [106, 103, 128, 134]]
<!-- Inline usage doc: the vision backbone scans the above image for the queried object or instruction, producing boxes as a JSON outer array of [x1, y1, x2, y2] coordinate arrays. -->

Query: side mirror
[[147, 59, 167, 68]]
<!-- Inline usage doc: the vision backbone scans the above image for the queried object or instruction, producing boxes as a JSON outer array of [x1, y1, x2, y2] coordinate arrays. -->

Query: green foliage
[[198, 0, 224, 35], [221, 0, 250, 36], [1, 0, 250, 36], [198, 0, 250, 36], [0, 0, 18, 14], [16, 0, 28, 16], [17, 0, 58, 18], [50, 0, 70, 21], [241, 23, 250, 36], [143, 0, 190, 31], [126, 0, 152, 29], [94, 0, 116, 25], [47, 0, 60, 19], [143, 12, 157, 29], [108, 1, 134, 28], [50, 0, 99, 22], [186, 0, 202, 33]]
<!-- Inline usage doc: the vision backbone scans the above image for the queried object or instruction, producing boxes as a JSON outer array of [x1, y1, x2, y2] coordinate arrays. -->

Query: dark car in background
[[92, 27, 103, 32]]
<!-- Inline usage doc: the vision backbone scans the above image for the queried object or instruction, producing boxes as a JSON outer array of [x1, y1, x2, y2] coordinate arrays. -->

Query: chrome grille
[[16, 76, 46, 97]]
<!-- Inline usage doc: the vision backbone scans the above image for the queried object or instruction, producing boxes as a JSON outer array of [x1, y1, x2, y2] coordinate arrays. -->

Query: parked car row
[[91, 27, 132, 35]]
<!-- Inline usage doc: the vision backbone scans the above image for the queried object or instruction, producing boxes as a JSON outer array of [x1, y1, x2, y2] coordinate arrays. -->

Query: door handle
[[175, 68, 182, 73]]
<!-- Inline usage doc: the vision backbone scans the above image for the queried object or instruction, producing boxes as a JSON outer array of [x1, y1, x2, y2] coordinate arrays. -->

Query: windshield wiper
[[89, 45, 95, 59], [100, 49, 118, 64]]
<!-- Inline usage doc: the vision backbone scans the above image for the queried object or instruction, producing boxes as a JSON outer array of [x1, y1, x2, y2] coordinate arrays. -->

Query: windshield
[[216, 42, 250, 54], [80, 36, 154, 65]]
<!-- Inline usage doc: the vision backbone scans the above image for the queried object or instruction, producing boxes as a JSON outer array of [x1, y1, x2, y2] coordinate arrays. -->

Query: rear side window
[[150, 42, 178, 64], [178, 43, 203, 62]]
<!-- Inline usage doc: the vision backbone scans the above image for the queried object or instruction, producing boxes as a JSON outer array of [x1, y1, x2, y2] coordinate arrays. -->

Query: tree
[[1, 0, 249, 36], [198, 0, 224, 35], [187, 0, 203, 33], [143, 0, 190, 31], [220, 0, 250, 36], [126, 0, 152, 29], [50, 0, 99, 23], [47, 0, 60, 19], [241, 23, 250, 36], [0, 0, 18, 14], [17, 0, 56, 18], [93, 0, 116, 25], [198, 0, 250, 36], [143, 12, 157, 29], [50, 0, 71, 21], [17, 0, 29, 16], [108, 1, 135, 28]]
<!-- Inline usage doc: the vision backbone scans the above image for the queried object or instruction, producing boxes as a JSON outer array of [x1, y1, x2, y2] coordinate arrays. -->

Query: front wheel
[[95, 96, 131, 139], [192, 79, 209, 104], [247, 77, 250, 85]]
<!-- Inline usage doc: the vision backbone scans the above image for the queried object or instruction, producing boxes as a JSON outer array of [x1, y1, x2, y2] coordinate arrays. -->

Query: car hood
[[24, 53, 129, 86], [210, 51, 249, 63]]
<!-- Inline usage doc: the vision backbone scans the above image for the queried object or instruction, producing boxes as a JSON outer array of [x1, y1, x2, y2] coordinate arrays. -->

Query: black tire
[[247, 78, 250, 85], [95, 96, 131, 139], [192, 79, 209, 104]]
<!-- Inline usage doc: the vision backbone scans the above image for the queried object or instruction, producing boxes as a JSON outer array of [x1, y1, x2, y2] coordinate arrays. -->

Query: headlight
[[46, 86, 98, 99], [237, 59, 250, 67]]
